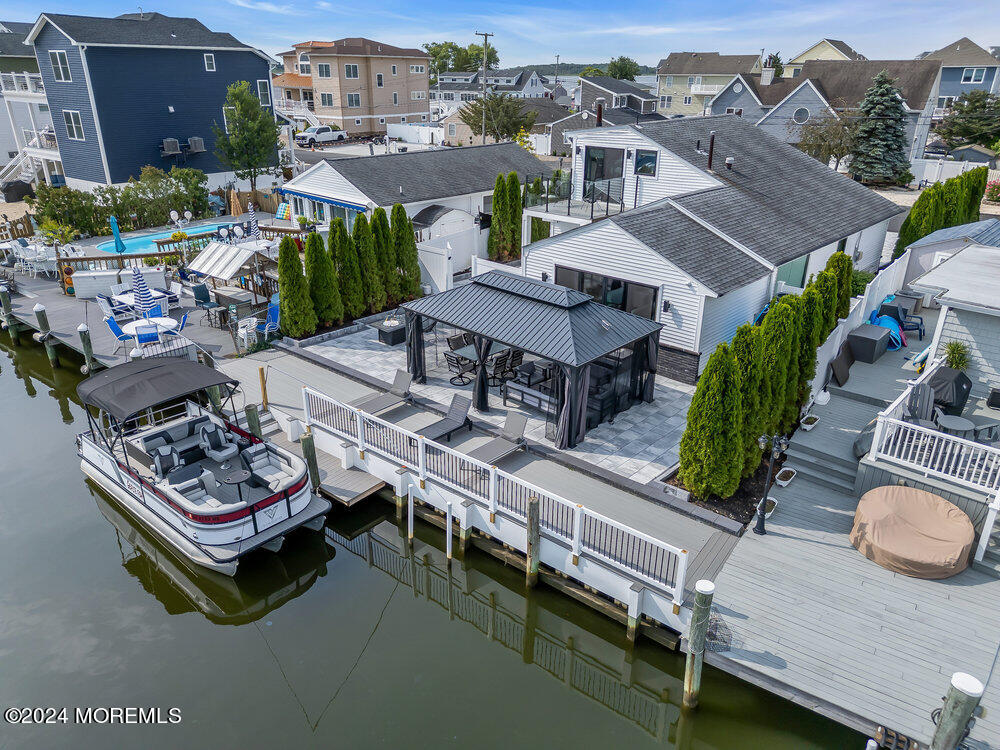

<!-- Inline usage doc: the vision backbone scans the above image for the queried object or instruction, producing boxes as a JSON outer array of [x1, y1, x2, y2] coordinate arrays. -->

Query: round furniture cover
[[851, 486, 975, 579]]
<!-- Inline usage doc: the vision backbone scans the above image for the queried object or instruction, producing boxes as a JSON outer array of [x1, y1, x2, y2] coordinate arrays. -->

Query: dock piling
[[930, 672, 984, 750], [77, 323, 96, 375], [682, 579, 715, 710], [32, 303, 59, 368], [459, 500, 474, 558], [445, 501, 453, 562], [258, 366, 268, 411], [526, 496, 540, 588], [407, 491, 414, 541], [300, 429, 321, 490], [0, 288, 22, 342], [245, 403, 262, 439]]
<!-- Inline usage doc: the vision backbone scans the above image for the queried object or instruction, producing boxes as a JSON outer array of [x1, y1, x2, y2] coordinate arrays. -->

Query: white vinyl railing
[[0, 72, 44, 95], [302, 387, 689, 604]]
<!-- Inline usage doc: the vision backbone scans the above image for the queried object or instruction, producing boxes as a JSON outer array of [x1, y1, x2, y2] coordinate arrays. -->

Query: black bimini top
[[77, 360, 238, 421]]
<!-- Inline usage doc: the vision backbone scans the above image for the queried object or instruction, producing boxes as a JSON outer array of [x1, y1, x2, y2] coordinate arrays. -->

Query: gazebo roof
[[402, 271, 661, 367]]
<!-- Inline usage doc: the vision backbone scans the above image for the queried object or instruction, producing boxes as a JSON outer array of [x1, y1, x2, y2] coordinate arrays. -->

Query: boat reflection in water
[[88, 481, 334, 625]]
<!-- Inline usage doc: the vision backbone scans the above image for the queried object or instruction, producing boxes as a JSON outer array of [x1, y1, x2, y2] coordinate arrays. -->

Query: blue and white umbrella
[[247, 202, 261, 240], [109, 215, 127, 254], [131, 266, 155, 317]]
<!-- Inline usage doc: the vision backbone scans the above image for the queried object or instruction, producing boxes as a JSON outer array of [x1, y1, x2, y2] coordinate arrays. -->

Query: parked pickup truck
[[294, 126, 347, 147]]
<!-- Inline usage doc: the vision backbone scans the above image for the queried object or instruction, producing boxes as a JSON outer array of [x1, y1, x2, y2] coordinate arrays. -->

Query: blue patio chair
[[134, 325, 160, 347], [163, 312, 189, 336], [144, 303, 163, 319], [256, 302, 280, 338], [104, 316, 131, 353]]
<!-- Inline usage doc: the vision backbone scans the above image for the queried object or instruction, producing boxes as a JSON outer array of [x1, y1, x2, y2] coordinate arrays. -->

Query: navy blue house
[[25, 12, 275, 188], [921, 37, 999, 110]]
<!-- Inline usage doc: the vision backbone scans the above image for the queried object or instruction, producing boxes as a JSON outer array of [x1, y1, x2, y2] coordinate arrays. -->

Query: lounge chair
[[351, 370, 412, 414], [467, 412, 527, 465], [419, 395, 472, 443]]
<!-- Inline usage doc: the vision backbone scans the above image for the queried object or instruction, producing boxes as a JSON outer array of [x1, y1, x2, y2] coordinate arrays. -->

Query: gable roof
[[26, 12, 253, 50], [0, 20, 32, 57], [628, 115, 901, 266], [657, 52, 760, 76], [582, 76, 657, 100], [795, 58, 941, 109], [825, 39, 865, 60], [738, 74, 808, 106], [923, 37, 998, 68], [309, 37, 426, 58], [909, 218, 1000, 249], [320, 142, 548, 207]]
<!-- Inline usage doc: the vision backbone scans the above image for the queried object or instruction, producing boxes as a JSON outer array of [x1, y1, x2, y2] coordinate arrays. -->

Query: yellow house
[[656, 52, 760, 116], [782, 39, 865, 78]]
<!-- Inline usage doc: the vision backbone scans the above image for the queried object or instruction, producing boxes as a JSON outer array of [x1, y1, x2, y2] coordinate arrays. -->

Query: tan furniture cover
[[851, 486, 975, 579]]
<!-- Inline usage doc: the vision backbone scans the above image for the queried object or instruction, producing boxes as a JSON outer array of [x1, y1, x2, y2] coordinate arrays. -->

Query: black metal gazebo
[[401, 271, 661, 449]]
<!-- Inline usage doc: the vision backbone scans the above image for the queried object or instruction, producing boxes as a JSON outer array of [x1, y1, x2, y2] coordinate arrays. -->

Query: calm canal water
[[0, 333, 863, 749]]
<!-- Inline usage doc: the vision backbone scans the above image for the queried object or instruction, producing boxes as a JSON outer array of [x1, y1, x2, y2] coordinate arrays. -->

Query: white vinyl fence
[[471, 256, 520, 277], [386, 123, 445, 145], [910, 158, 978, 186]]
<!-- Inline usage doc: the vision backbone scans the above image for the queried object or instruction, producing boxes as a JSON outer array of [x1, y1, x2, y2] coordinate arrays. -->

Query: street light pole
[[753, 434, 788, 535]]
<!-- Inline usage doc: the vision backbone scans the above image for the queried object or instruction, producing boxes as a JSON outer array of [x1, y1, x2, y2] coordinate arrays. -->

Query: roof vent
[[725, 156, 735, 170], [161, 138, 181, 156], [187, 136, 205, 153]]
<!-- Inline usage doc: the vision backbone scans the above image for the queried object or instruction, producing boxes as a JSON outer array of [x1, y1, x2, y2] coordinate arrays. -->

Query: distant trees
[[849, 70, 910, 183], [607, 56, 640, 81], [578, 65, 605, 78], [763, 52, 784, 77], [423, 41, 498, 76], [212, 81, 280, 191], [938, 91, 1000, 149], [794, 104, 856, 170], [459, 94, 537, 142], [277, 236, 317, 338], [894, 167, 989, 257], [303, 231, 343, 326]]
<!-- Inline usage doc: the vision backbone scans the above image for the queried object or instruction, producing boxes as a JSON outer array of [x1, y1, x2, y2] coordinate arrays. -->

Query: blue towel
[[868, 311, 903, 350]]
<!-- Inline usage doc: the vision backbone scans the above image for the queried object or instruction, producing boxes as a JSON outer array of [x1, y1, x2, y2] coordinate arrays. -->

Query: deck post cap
[[950, 672, 984, 697], [32, 302, 45, 312], [695, 580, 715, 595], [77, 323, 89, 332]]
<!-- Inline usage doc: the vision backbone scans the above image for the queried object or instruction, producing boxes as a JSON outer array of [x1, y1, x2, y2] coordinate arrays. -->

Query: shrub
[[144, 254, 179, 266], [506, 171, 523, 259], [331, 218, 364, 319], [775, 295, 802, 433], [731, 323, 764, 477], [487, 173, 507, 261], [678, 343, 744, 500], [303, 231, 343, 326], [391, 203, 422, 300], [759, 303, 796, 435], [371, 207, 399, 305], [39, 218, 78, 246], [943, 340, 971, 371], [825, 251, 854, 319], [277, 236, 317, 338], [352, 214, 386, 313], [813, 270, 839, 337], [797, 286, 825, 404]]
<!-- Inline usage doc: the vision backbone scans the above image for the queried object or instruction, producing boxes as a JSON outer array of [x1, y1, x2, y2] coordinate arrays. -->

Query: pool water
[[95, 222, 233, 254]]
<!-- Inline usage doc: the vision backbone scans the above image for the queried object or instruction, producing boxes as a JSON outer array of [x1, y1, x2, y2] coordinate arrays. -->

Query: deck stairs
[[974, 521, 1000, 575], [783, 393, 875, 493]]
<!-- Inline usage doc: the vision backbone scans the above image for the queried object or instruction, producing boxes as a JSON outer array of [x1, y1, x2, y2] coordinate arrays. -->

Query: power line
[[475, 30, 493, 145]]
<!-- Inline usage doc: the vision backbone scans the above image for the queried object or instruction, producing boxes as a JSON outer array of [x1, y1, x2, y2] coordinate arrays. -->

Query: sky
[[8, 0, 1000, 66]]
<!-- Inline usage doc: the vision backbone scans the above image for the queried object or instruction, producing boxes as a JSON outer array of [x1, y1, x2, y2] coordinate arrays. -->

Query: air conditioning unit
[[186, 136, 205, 153], [160, 138, 181, 155]]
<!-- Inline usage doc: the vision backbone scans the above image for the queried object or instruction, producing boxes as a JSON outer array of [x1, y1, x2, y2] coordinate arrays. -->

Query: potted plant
[[775, 467, 797, 487], [943, 340, 970, 371], [296, 215, 309, 231], [758, 496, 778, 519], [801, 414, 820, 431]]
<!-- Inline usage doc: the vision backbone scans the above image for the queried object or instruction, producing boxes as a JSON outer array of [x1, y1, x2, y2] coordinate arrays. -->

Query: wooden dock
[[268, 428, 384, 507]]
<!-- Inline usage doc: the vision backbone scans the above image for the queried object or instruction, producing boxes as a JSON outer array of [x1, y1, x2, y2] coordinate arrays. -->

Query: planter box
[[775, 468, 796, 487], [801, 415, 820, 431], [759, 496, 778, 519]]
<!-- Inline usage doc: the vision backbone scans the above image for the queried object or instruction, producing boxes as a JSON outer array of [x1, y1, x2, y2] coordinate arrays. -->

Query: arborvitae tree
[[303, 231, 343, 326], [487, 173, 507, 261], [371, 207, 399, 305], [391, 203, 422, 299], [332, 218, 364, 319], [731, 323, 764, 478], [813, 270, 839, 337], [352, 214, 386, 313], [825, 251, 854, 319], [893, 168, 989, 258], [759, 303, 795, 435], [678, 343, 744, 500], [277, 236, 317, 338], [327, 218, 342, 270], [797, 285, 825, 404], [849, 70, 910, 183], [776, 295, 802, 433], [506, 171, 522, 258]]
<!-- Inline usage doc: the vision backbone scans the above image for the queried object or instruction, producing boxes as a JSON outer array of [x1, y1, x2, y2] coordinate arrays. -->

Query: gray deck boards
[[267, 429, 384, 506]]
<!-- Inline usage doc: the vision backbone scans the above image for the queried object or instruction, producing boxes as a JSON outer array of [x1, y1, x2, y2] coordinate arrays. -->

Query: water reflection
[[0, 332, 79, 422], [87, 481, 334, 625]]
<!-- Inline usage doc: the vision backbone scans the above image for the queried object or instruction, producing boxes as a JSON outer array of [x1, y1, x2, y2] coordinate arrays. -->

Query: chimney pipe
[[707, 131, 716, 170], [725, 156, 734, 170], [596, 100, 603, 127]]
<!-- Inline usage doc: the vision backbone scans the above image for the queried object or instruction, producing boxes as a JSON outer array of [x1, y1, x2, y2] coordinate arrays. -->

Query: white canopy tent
[[187, 240, 277, 302]]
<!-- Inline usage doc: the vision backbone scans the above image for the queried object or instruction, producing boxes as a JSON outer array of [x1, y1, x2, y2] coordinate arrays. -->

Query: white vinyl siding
[[63, 110, 84, 140], [523, 221, 702, 351], [203, 53, 215, 72], [698, 274, 771, 372], [49, 50, 71, 82], [281, 161, 371, 208]]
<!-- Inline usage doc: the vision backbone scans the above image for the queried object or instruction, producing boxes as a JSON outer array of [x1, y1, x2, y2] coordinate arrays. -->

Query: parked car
[[294, 126, 347, 147]]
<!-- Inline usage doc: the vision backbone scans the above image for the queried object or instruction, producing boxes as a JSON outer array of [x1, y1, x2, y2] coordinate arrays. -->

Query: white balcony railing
[[0, 72, 45, 96], [690, 83, 725, 96]]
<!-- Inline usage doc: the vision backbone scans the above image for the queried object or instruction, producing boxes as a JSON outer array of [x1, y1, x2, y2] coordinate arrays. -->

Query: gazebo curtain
[[555, 364, 590, 449], [472, 336, 493, 412], [629, 334, 658, 403], [405, 311, 426, 384]]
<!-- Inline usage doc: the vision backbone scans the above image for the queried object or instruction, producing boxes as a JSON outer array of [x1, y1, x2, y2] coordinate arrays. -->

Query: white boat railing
[[302, 386, 689, 604]]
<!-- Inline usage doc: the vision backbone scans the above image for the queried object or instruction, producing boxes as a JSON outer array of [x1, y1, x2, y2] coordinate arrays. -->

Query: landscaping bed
[[666, 453, 786, 526]]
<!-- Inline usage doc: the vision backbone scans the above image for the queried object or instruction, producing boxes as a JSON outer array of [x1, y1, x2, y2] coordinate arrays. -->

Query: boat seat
[[199, 424, 237, 463], [151, 446, 182, 478], [241, 443, 290, 491]]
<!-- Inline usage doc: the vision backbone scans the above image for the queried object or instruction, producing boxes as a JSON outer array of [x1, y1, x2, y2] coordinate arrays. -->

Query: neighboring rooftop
[[824, 39, 866, 60], [796, 58, 942, 109], [271, 72, 312, 88], [657, 52, 760, 75], [909, 243, 1000, 312], [0, 20, 32, 58], [582, 76, 657, 100], [922, 37, 999, 68], [308, 37, 426, 58], [909, 217, 1000, 249], [26, 12, 252, 49]]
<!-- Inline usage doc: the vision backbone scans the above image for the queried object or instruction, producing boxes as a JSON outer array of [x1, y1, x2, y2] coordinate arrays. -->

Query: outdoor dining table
[[112, 289, 167, 309], [121, 317, 178, 336], [451, 342, 510, 363], [936, 414, 976, 438]]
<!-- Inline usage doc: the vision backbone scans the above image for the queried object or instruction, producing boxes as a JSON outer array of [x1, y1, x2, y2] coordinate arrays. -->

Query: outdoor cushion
[[830, 342, 854, 387]]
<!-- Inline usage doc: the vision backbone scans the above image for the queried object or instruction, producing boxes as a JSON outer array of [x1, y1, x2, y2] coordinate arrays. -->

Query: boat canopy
[[77, 360, 238, 421]]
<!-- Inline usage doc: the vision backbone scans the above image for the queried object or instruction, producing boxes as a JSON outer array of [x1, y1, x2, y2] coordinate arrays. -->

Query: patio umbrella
[[130, 266, 155, 316], [109, 215, 127, 254], [247, 202, 262, 240]]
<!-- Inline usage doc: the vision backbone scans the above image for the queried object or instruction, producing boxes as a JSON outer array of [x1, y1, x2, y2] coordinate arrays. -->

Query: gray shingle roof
[[633, 115, 902, 266], [824, 39, 865, 61], [325, 142, 548, 207], [657, 52, 760, 75], [611, 199, 770, 295], [402, 270, 661, 367], [910, 218, 1000, 249], [923, 37, 998, 68], [35, 12, 251, 49], [583, 76, 657, 99], [797, 59, 941, 109], [0, 21, 32, 58]]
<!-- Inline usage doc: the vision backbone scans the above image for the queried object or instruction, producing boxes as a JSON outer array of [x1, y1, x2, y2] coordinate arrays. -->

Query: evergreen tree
[[893, 167, 989, 257], [371, 207, 399, 305], [391, 203, 422, 299], [352, 214, 386, 313], [487, 173, 508, 261], [506, 171, 523, 258], [329, 218, 363, 319], [678, 343, 744, 500], [759, 303, 795, 435], [776, 295, 802, 433], [849, 71, 910, 183], [731, 323, 764, 477], [825, 251, 854, 319], [211, 81, 280, 190], [303, 231, 343, 326], [813, 270, 839, 337], [797, 286, 825, 405], [277, 236, 317, 338]]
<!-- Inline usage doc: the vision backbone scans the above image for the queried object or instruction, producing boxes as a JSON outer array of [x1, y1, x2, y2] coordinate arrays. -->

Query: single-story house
[[521, 115, 901, 382], [441, 98, 570, 148], [948, 144, 998, 168], [900, 217, 1000, 287]]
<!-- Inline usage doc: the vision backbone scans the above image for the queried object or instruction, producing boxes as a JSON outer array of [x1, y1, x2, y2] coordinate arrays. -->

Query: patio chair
[[466, 412, 528, 465], [903, 383, 943, 430], [256, 302, 280, 339], [879, 303, 925, 341], [504, 349, 524, 379], [462, 332, 475, 346], [192, 283, 221, 325], [143, 303, 163, 319], [487, 350, 511, 387], [419, 395, 472, 443], [155, 282, 181, 309], [104, 316, 132, 354], [447, 334, 467, 351], [134, 324, 160, 347], [97, 294, 134, 322], [111, 282, 130, 295], [970, 416, 1000, 444], [163, 312, 189, 336], [445, 350, 476, 385], [351, 370, 413, 414]]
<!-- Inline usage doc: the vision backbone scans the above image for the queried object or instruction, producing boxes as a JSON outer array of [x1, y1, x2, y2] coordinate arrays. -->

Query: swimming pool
[[95, 222, 233, 254]]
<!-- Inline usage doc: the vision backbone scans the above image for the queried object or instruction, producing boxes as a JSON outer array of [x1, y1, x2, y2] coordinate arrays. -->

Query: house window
[[345, 64, 359, 79], [354, 118, 362, 125], [937, 96, 956, 109], [203, 53, 215, 72], [312, 201, 325, 222], [392, 92, 398, 105], [461, 93, 477, 101], [347, 93, 361, 107], [376, 73, 384, 87], [221, 105, 235, 133], [448, 123, 457, 136], [297, 53, 310, 75], [49, 50, 71, 82], [662, 75, 673, 86], [683, 96, 692, 106], [659, 95, 671, 108], [687, 75, 701, 87], [411, 90, 426, 100], [316, 63, 331, 78], [612, 95, 625, 108], [400, 116, 406, 122], [725, 107, 743, 117], [792, 68, 801, 77], [257, 80, 271, 107], [63, 110, 84, 140], [443, 92, 455, 101], [554, 265, 657, 320], [410, 64, 425, 74], [379, 117, 386, 124], [391, 64, 397, 75], [420, 114, 427, 121], [634, 149, 657, 176], [962, 67, 986, 84], [792, 107, 810, 124], [320, 92, 334, 107]]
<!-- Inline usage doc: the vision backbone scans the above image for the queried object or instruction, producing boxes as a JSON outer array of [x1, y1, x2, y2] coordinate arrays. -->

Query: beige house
[[656, 52, 760, 116], [783, 39, 865, 78], [441, 98, 569, 148], [272, 37, 430, 136]]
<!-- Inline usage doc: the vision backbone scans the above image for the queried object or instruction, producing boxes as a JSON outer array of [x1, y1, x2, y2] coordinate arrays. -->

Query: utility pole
[[554, 54, 560, 89], [475, 30, 493, 145]]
